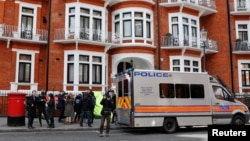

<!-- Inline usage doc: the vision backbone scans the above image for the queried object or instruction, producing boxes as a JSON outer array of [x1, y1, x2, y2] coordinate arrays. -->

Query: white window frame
[[112, 8, 153, 41], [234, 0, 250, 11], [237, 60, 250, 93], [170, 56, 201, 72], [169, 13, 200, 47], [65, 3, 105, 40], [235, 21, 250, 41], [17, 2, 40, 36], [64, 50, 105, 91], [10, 48, 39, 91]]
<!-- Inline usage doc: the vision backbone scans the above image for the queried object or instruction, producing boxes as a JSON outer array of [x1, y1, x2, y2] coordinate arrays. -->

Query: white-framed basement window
[[170, 56, 200, 72]]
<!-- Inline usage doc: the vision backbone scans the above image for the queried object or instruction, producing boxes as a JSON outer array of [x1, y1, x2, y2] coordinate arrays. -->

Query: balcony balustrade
[[159, 0, 217, 16], [233, 40, 250, 53], [54, 28, 112, 44], [0, 24, 48, 43], [53, 27, 154, 47], [161, 35, 218, 53]]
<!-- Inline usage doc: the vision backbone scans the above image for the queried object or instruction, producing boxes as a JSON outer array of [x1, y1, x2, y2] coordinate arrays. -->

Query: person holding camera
[[37, 91, 49, 127], [110, 90, 117, 124], [99, 92, 114, 137]]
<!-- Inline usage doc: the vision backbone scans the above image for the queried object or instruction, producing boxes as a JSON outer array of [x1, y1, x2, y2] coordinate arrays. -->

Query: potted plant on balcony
[[235, 38, 242, 50], [165, 33, 173, 46], [0, 24, 3, 37]]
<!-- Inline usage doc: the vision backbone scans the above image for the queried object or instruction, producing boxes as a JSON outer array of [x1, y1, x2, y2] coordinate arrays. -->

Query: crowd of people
[[26, 88, 117, 137], [26, 90, 55, 129], [56, 89, 96, 127]]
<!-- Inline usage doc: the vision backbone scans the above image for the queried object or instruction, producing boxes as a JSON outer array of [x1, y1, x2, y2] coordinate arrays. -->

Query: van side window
[[159, 83, 174, 98], [175, 84, 190, 98], [213, 86, 224, 100], [190, 84, 204, 98]]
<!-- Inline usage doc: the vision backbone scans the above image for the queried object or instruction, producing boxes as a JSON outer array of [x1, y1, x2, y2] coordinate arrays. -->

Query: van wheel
[[232, 115, 245, 125], [162, 118, 178, 133]]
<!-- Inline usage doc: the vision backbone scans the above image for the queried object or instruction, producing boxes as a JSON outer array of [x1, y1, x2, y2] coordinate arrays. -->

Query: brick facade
[[0, 0, 249, 95]]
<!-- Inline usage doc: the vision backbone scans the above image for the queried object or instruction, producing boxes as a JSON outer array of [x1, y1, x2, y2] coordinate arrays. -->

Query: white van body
[[115, 69, 250, 133]]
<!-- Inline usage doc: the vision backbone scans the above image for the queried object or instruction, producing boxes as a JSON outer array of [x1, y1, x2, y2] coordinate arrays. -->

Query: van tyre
[[231, 115, 245, 125], [162, 118, 178, 133]]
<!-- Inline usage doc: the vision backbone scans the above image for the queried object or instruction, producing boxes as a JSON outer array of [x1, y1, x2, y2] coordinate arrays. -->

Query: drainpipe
[[157, 0, 161, 70], [45, 0, 52, 93], [226, 0, 235, 93]]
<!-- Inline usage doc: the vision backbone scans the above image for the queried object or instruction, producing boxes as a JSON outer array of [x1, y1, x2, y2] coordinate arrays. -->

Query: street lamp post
[[200, 28, 207, 72]]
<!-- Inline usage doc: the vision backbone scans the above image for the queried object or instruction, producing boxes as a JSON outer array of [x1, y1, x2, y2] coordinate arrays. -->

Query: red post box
[[7, 92, 26, 126]]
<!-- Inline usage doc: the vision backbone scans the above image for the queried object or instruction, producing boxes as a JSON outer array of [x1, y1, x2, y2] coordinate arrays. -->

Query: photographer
[[99, 92, 114, 137], [110, 90, 117, 124], [37, 91, 49, 127]]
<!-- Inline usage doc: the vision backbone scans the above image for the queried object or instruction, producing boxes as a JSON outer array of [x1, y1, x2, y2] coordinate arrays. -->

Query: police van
[[115, 69, 250, 133]]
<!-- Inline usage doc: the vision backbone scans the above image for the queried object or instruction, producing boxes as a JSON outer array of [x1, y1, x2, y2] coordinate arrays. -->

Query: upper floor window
[[169, 13, 199, 47], [18, 2, 39, 40], [170, 56, 200, 72], [68, 7, 75, 33], [21, 7, 34, 39], [236, 0, 247, 8], [236, 21, 250, 41], [66, 3, 104, 40], [113, 8, 153, 39]]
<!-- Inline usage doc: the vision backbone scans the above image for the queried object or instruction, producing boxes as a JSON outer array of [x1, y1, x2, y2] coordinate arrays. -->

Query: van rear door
[[116, 74, 133, 126]]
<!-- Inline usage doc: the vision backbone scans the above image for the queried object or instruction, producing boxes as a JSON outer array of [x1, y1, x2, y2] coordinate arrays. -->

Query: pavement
[[0, 116, 120, 132], [1, 117, 249, 132]]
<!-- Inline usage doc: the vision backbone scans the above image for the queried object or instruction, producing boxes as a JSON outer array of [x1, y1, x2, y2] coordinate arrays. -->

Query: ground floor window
[[170, 56, 200, 72], [238, 60, 250, 93], [18, 54, 32, 82], [65, 51, 104, 85]]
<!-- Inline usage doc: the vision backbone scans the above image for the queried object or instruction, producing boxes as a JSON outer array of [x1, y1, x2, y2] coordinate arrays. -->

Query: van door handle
[[215, 102, 220, 105]]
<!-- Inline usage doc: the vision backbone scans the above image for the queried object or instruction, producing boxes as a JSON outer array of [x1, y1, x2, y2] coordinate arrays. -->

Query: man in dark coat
[[27, 90, 38, 129], [74, 94, 82, 123], [37, 91, 49, 127], [79, 92, 92, 127], [47, 93, 55, 128], [87, 89, 96, 123], [57, 91, 66, 122], [99, 92, 114, 137]]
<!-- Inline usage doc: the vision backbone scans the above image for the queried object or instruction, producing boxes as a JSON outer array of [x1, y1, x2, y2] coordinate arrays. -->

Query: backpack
[[75, 98, 80, 104], [89, 94, 96, 107], [74, 98, 81, 108]]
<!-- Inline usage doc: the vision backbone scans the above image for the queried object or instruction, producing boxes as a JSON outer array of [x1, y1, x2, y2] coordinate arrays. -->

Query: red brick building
[[0, 0, 249, 95]]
